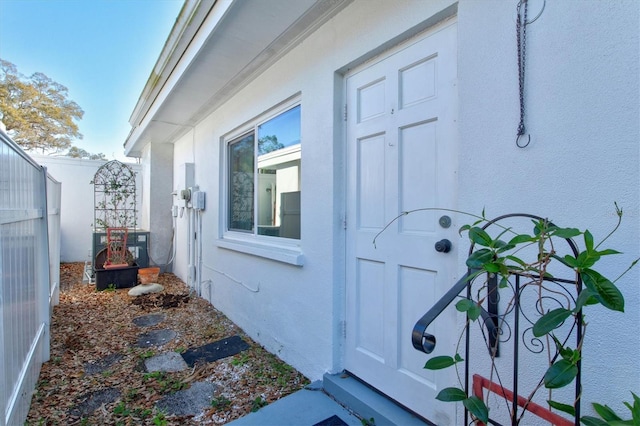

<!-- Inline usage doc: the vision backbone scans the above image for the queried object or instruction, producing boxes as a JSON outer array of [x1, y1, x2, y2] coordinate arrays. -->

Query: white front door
[[345, 21, 458, 425]]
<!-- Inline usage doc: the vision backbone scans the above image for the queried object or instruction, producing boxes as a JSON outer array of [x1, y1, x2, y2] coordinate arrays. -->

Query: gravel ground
[[26, 263, 309, 425]]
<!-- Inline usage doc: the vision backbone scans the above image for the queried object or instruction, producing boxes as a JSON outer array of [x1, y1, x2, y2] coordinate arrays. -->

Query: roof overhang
[[124, 0, 352, 157]]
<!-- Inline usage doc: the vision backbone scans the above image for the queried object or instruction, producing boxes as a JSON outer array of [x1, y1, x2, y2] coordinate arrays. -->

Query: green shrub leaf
[[455, 298, 474, 312], [484, 262, 501, 273], [544, 359, 578, 389], [435, 387, 467, 402], [533, 220, 545, 236], [629, 392, 640, 424], [576, 251, 600, 269], [456, 299, 481, 321], [580, 416, 609, 426], [424, 355, 460, 370], [584, 230, 594, 252], [533, 308, 572, 337], [592, 403, 622, 421], [492, 239, 507, 249], [563, 254, 579, 268], [495, 243, 516, 253], [549, 335, 577, 361], [463, 396, 489, 424], [499, 276, 509, 288], [597, 248, 621, 256], [469, 227, 493, 247], [581, 269, 625, 312], [551, 227, 582, 239], [547, 400, 575, 416], [458, 224, 471, 236], [466, 248, 494, 269], [633, 392, 640, 410], [574, 289, 599, 311], [508, 234, 536, 245], [467, 304, 481, 321]]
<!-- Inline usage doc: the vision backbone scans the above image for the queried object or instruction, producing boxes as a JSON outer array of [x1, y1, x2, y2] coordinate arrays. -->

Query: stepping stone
[[144, 351, 188, 372], [136, 329, 177, 348], [132, 313, 166, 327], [68, 387, 121, 417], [84, 353, 123, 375], [156, 381, 217, 417], [181, 335, 250, 367], [128, 283, 164, 296]]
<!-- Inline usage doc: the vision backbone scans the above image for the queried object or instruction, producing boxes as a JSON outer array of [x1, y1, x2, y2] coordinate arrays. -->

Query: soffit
[[125, 0, 351, 157]]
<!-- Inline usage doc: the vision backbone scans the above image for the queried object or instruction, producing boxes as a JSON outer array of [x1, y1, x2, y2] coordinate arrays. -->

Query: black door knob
[[435, 239, 452, 253]]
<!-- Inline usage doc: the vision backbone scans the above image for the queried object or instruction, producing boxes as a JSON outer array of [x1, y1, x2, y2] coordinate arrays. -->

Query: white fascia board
[[124, 0, 235, 156], [127, 0, 198, 128]]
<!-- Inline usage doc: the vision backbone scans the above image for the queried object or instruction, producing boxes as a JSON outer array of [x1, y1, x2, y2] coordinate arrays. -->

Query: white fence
[[0, 130, 60, 426]]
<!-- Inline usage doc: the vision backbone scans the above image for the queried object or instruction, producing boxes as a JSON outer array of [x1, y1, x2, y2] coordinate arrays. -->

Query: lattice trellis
[[92, 160, 137, 231]]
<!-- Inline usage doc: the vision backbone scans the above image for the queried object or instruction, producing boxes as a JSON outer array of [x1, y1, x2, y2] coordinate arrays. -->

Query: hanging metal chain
[[516, 0, 530, 148]]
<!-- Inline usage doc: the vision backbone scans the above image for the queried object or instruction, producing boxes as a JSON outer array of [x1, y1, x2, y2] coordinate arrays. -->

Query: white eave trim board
[[124, 0, 235, 155]]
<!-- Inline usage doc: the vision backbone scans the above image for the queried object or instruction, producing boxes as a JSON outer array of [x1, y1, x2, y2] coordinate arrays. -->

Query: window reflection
[[257, 105, 301, 239], [227, 105, 301, 239], [229, 133, 254, 232]]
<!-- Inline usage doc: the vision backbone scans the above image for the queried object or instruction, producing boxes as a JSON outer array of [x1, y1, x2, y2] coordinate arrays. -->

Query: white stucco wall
[[457, 0, 639, 414], [170, 0, 462, 381], [161, 0, 638, 418], [32, 155, 143, 262]]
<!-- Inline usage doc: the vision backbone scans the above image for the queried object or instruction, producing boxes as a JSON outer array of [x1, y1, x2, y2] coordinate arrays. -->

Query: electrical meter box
[[92, 230, 150, 270]]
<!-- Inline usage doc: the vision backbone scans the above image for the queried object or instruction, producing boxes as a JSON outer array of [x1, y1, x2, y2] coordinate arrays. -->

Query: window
[[227, 104, 301, 240]]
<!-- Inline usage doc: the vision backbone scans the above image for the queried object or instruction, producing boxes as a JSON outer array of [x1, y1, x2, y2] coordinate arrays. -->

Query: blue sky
[[0, 0, 184, 160]]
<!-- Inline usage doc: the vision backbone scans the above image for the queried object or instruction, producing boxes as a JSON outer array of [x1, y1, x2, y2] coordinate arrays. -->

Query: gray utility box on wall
[[92, 230, 150, 270]]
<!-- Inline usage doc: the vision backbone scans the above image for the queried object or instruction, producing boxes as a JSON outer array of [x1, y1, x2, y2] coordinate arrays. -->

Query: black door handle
[[435, 239, 452, 253]]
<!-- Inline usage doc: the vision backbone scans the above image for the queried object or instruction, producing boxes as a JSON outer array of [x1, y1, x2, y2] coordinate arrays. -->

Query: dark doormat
[[313, 415, 348, 426], [181, 335, 250, 367]]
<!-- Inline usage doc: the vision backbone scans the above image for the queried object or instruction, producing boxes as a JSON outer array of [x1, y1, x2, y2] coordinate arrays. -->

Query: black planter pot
[[95, 264, 139, 290]]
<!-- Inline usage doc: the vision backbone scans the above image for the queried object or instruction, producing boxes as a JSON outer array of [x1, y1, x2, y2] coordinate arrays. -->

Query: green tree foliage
[[258, 134, 284, 155], [0, 58, 84, 153], [65, 146, 107, 161]]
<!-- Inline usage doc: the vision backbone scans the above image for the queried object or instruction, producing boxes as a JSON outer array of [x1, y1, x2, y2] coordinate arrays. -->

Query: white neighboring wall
[[31, 155, 142, 262]]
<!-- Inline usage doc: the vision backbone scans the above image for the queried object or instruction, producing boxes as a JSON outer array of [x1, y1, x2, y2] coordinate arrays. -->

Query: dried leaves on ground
[[27, 263, 309, 425]]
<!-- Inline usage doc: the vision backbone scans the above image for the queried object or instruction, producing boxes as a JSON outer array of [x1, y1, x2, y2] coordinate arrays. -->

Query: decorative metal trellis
[[92, 160, 137, 232], [413, 213, 582, 426]]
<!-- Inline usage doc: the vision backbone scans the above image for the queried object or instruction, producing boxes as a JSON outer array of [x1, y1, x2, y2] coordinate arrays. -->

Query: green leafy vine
[[377, 205, 638, 425]]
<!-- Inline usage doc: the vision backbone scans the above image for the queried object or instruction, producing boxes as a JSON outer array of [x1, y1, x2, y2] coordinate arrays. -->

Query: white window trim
[[217, 237, 304, 265], [218, 95, 303, 266]]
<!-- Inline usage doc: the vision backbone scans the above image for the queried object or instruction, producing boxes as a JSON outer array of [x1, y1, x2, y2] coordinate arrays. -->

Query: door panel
[[398, 265, 437, 383], [345, 20, 458, 424], [355, 259, 385, 361], [399, 121, 437, 233], [357, 134, 386, 229]]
